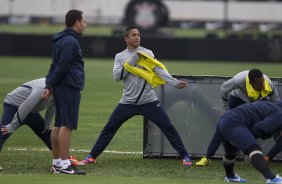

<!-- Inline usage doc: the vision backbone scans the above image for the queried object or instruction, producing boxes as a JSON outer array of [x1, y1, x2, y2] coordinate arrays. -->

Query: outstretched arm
[[220, 77, 237, 111], [43, 102, 55, 132], [1, 88, 42, 134], [154, 66, 188, 89]]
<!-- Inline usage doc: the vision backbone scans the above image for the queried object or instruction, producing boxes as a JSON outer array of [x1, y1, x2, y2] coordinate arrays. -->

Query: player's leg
[[143, 101, 191, 165], [206, 129, 222, 158], [221, 122, 277, 182], [25, 112, 51, 150], [79, 103, 135, 165], [245, 144, 277, 181], [58, 126, 72, 168], [0, 103, 18, 151], [196, 129, 221, 166], [53, 85, 85, 175], [218, 119, 247, 182], [50, 127, 60, 173], [265, 134, 282, 161], [221, 140, 244, 181]]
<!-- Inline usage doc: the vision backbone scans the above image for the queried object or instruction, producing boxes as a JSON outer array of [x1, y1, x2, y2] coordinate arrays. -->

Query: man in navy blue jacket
[[42, 9, 87, 175], [216, 100, 282, 183]]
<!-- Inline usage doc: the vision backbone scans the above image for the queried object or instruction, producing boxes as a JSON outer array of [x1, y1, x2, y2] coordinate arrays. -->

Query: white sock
[[53, 158, 61, 167], [61, 159, 71, 169]]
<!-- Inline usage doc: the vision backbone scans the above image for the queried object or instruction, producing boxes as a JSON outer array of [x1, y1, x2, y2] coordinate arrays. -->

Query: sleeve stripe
[[120, 67, 124, 80]]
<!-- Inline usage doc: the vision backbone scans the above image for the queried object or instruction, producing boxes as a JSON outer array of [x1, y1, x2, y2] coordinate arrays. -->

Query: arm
[[154, 66, 188, 89], [43, 102, 55, 131], [3, 88, 43, 133], [46, 39, 76, 88], [269, 84, 280, 102], [220, 77, 237, 111], [45, 62, 55, 90], [113, 54, 139, 81]]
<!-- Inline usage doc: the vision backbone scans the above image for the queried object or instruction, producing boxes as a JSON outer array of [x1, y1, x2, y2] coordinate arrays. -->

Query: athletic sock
[[61, 159, 71, 169], [223, 161, 235, 177], [250, 153, 276, 180], [52, 158, 61, 167]]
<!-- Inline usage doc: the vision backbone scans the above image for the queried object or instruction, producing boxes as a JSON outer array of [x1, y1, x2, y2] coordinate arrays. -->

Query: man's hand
[[1, 126, 9, 135], [175, 81, 188, 89], [42, 88, 51, 99]]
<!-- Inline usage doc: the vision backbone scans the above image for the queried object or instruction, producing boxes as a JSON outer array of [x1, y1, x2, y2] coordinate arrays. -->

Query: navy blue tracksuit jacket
[[217, 100, 282, 153]]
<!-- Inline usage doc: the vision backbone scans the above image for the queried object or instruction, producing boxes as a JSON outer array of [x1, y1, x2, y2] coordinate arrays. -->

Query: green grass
[[0, 174, 227, 184], [0, 57, 282, 184]]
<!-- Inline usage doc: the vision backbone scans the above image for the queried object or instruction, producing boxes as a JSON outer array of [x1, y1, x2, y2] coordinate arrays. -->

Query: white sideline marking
[[5, 147, 142, 155]]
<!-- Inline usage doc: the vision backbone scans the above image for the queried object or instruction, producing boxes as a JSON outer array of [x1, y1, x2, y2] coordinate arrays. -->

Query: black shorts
[[54, 85, 81, 130]]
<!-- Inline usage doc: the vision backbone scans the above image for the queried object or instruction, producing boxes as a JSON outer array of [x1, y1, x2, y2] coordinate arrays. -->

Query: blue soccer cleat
[[224, 174, 247, 182], [266, 175, 282, 184], [182, 156, 192, 166]]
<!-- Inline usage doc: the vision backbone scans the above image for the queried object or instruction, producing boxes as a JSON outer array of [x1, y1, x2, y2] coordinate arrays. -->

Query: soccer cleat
[[69, 155, 79, 166], [224, 174, 247, 182], [182, 156, 192, 166], [266, 175, 282, 184], [51, 165, 61, 174], [78, 154, 96, 166], [60, 165, 86, 175], [196, 156, 211, 166]]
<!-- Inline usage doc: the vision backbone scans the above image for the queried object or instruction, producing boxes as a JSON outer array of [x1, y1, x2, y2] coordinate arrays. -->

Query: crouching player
[[216, 100, 282, 183], [0, 78, 79, 171]]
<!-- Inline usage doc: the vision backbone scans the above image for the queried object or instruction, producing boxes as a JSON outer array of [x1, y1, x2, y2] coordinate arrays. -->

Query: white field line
[[5, 147, 143, 155]]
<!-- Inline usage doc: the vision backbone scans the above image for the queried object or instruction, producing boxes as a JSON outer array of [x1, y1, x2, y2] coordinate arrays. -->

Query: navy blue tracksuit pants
[[89, 100, 189, 159], [0, 103, 51, 151], [205, 95, 246, 157], [217, 117, 257, 154], [266, 133, 282, 159], [207, 95, 282, 158]]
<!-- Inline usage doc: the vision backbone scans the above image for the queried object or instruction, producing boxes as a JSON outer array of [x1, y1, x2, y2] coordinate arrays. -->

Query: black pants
[[0, 103, 51, 151]]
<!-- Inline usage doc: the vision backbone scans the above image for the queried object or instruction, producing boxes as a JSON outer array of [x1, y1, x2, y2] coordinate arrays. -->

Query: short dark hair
[[65, 9, 83, 27], [248, 68, 263, 82], [124, 26, 139, 37]]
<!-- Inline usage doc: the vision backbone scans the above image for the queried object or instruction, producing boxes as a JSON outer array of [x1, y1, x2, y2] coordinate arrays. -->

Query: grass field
[[0, 57, 282, 184]]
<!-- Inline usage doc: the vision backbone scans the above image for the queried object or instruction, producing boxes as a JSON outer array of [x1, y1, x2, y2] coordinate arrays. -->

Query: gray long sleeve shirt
[[221, 70, 280, 111], [3, 78, 55, 133], [113, 46, 181, 105]]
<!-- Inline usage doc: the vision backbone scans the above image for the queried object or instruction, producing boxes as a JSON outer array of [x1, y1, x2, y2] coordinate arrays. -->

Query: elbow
[[114, 68, 124, 81], [113, 74, 122, 81], [114, 77, 120, 81]]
